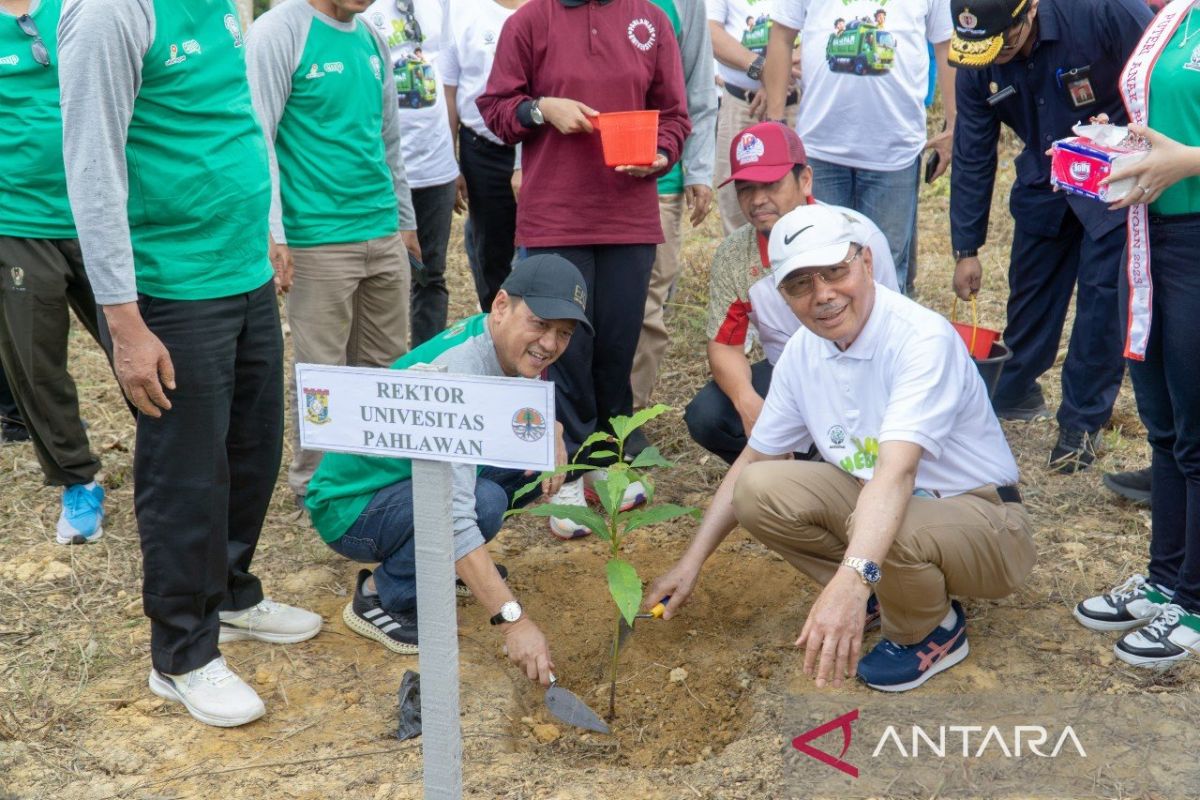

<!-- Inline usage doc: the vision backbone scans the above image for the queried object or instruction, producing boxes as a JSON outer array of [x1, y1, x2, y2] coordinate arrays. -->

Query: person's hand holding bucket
[[593, 110, 664, 176], [539, 97, 599, 134]]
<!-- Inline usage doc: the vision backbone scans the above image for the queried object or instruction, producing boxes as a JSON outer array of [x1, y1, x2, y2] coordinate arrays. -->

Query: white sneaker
[[149, 656, 265, 727], [218, 599, 322, 644], [584, 469, 647, 512], [1074, 574, 1165, 632], [1114, 603, 1200, 669], [548, 478, 591, 540]]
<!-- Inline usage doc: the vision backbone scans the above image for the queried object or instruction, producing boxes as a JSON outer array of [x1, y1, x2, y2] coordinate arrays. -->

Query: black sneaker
[[455, 563, 508, 598], [993, 387, 1050, 422], [1048, 429, 1101, 474], [1114, 603, 1200, 669], [1103, 468, 1151, 506], [1, 421, 29, 443], [342, 569, 418, 654]]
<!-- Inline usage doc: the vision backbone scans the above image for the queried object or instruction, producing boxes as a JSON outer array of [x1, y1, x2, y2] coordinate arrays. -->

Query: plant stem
[[608, 606, 620, 721]]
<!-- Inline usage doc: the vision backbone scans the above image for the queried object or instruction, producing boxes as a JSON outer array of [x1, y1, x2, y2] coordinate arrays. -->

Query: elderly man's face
[[735, 168, 813, 237], [780, 245, 877, 350]]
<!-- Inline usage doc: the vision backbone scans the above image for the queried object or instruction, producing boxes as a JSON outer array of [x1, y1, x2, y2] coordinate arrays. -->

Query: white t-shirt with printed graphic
[[365, 0, 458, 188], [771, 0, 951, 170], [748, 285, 1018, 496], [440, 0, 518, 145], [707, 0, 776, 91]]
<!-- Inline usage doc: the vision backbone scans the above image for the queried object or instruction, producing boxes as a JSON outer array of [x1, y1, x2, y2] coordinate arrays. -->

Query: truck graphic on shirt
[[825, 21, 895, 75], [394, 57, 436, 108]]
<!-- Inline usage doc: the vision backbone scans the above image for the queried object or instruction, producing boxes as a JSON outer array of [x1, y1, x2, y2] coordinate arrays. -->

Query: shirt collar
[[820, 285, 887, 361]]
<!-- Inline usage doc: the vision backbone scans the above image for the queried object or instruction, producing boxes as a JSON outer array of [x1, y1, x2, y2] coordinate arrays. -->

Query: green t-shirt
[[1149, 25, 1200, 216], [275, 17, 398, 247], [0, 0, 76, 239], [651, 0, 685, 196], [305, 314, 491, 543], [125, 0, 273, 300]]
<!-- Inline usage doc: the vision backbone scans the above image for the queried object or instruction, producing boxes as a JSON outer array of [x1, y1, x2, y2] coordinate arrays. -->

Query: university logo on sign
[[304, 388, 331, 425]]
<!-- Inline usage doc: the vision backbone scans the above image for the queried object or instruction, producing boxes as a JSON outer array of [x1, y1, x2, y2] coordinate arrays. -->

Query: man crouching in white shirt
[[647, 204, 1036, 693]]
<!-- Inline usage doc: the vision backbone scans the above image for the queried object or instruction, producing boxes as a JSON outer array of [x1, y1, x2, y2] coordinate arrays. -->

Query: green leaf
[[510, 463, 596, 505], [609, 415, 633, 443], [640, 473, 656, 506], [622, 503, 700, 535], [606, 558, 642, 627], [575, 430, 615, 462], [626, 404, 672, 434], [628, 446, 673, 470], [593, 470, 631, 520], [511, 503, 611, 541], [589, 450, 620, 462]]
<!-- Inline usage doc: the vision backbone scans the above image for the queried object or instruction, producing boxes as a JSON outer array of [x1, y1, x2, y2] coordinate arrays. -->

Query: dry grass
[[1, 117, 1196, 799]]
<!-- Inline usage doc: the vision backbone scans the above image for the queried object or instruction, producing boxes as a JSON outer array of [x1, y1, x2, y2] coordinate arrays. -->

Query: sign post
[[296, 362, 555, 799]]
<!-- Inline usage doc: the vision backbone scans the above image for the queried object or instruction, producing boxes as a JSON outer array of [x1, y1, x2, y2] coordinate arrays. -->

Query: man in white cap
[[648, 203, 1036, 692]]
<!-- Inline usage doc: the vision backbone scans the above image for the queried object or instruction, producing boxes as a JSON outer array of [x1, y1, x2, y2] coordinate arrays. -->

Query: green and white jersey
[[59, 0, 274, 303], [246, 0, 415, 248], [0, 0, 75, 239], [306, 313, 508, 551]]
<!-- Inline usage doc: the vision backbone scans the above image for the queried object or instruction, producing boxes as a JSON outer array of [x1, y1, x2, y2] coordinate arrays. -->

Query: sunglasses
[[779, 247, 862, 299], [16, 14, 50, 68]]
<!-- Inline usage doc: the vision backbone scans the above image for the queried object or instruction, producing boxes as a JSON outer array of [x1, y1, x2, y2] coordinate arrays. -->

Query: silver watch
[[841, 556, 882, 585], [530, 98, 545, 126], [490, 600, 523, 625]]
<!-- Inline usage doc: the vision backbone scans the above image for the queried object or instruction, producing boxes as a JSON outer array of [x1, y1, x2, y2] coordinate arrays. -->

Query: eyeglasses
[[16, 14, 50, 68], [779, 247, 862, 299]]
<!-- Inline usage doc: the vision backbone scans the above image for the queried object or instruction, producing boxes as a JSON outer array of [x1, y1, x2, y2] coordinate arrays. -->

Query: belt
[[724, 83, 799, 106], [996, 485, 1023, 504]]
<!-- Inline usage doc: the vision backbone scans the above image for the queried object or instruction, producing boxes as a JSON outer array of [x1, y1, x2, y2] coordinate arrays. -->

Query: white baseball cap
[[768, 205, 860, 288]]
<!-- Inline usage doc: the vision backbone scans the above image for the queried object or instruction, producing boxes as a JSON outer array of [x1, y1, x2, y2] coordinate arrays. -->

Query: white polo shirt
[[748, 285, 1019, 495]]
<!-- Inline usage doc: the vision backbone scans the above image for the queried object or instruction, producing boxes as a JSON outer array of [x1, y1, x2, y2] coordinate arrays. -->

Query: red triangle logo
[[791, 709, 859, 778]]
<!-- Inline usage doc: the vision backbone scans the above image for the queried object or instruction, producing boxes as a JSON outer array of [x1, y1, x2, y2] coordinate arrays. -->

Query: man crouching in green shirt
[[305, 255, 589, 685]]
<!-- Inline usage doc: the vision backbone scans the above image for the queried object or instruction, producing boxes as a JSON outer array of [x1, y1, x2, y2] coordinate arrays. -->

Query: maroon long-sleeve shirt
[[477, 0, 691, 247]]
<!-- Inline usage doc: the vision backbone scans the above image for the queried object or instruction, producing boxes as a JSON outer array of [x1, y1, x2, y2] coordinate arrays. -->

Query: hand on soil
[[644, 564, 699, 619], [504, 618, 555, 686], [795, 573, 869, 689]]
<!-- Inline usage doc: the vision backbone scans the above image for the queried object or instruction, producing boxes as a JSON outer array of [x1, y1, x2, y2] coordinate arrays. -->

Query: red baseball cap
[[719, 122, 808, 187]]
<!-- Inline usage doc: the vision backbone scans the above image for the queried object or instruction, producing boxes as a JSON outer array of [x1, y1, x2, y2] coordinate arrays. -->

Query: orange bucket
[[951, 297, 1001, 360], [593, 110, 659, 167]]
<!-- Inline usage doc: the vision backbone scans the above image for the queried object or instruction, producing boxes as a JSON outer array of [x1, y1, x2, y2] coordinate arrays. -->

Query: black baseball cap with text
[[500, 255, 594, 336], [948, 0, 1029, 68]]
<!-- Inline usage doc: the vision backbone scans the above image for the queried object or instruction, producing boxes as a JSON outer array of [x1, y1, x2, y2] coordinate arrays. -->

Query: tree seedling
[[508, 404, 699, 721]]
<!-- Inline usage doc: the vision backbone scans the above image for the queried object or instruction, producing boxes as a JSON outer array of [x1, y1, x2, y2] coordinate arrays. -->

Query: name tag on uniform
[[1057, 65, 1095, 108]]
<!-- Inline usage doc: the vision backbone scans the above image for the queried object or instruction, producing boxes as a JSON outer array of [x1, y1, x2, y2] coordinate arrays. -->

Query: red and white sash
[[1118, 0, 1193, 360]]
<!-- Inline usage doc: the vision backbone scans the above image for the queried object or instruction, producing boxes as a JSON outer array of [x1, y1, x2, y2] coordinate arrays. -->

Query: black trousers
[[0, 361, 21, 429], [529, 244, 655, 464], [0, 236, 108, 484], [1124, 214, 1200, 612], [410, 180, 456, 347], [459, 125, 517, 311], [995, 214, 1126, 432], [684, 359, 774, 464], [100, 280, 284, 674]]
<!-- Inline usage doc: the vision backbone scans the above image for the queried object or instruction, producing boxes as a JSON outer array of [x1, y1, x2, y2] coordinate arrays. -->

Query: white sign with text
[[295, 363, 555, 472]]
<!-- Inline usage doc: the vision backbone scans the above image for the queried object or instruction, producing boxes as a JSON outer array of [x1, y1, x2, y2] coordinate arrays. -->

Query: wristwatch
[[490, 600, 523, 626], [841, 556, 882, 586], [746, 55, 765, 81], [953, 248, 978, 261], [529, 98, 545, 126]]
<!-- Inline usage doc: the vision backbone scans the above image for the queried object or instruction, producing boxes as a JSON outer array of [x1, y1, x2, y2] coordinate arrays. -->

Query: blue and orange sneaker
[[856, 600, 968, 692], [56, 482, 105, 545]]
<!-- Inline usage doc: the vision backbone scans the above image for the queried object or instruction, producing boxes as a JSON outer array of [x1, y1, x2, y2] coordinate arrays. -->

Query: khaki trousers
[[286, 232, 410, 496], [732, 461, 1037, 644], [631, 193, 685, 409], [714, 90, 800, 236]]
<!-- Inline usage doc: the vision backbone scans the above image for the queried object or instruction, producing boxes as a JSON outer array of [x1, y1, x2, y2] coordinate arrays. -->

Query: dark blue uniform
[[950, 0, 1153, 433]]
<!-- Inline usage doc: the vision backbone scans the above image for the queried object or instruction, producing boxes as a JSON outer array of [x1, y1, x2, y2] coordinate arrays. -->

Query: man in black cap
[[304, 255, 589, 686], [948, 0, 1152, 474]]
